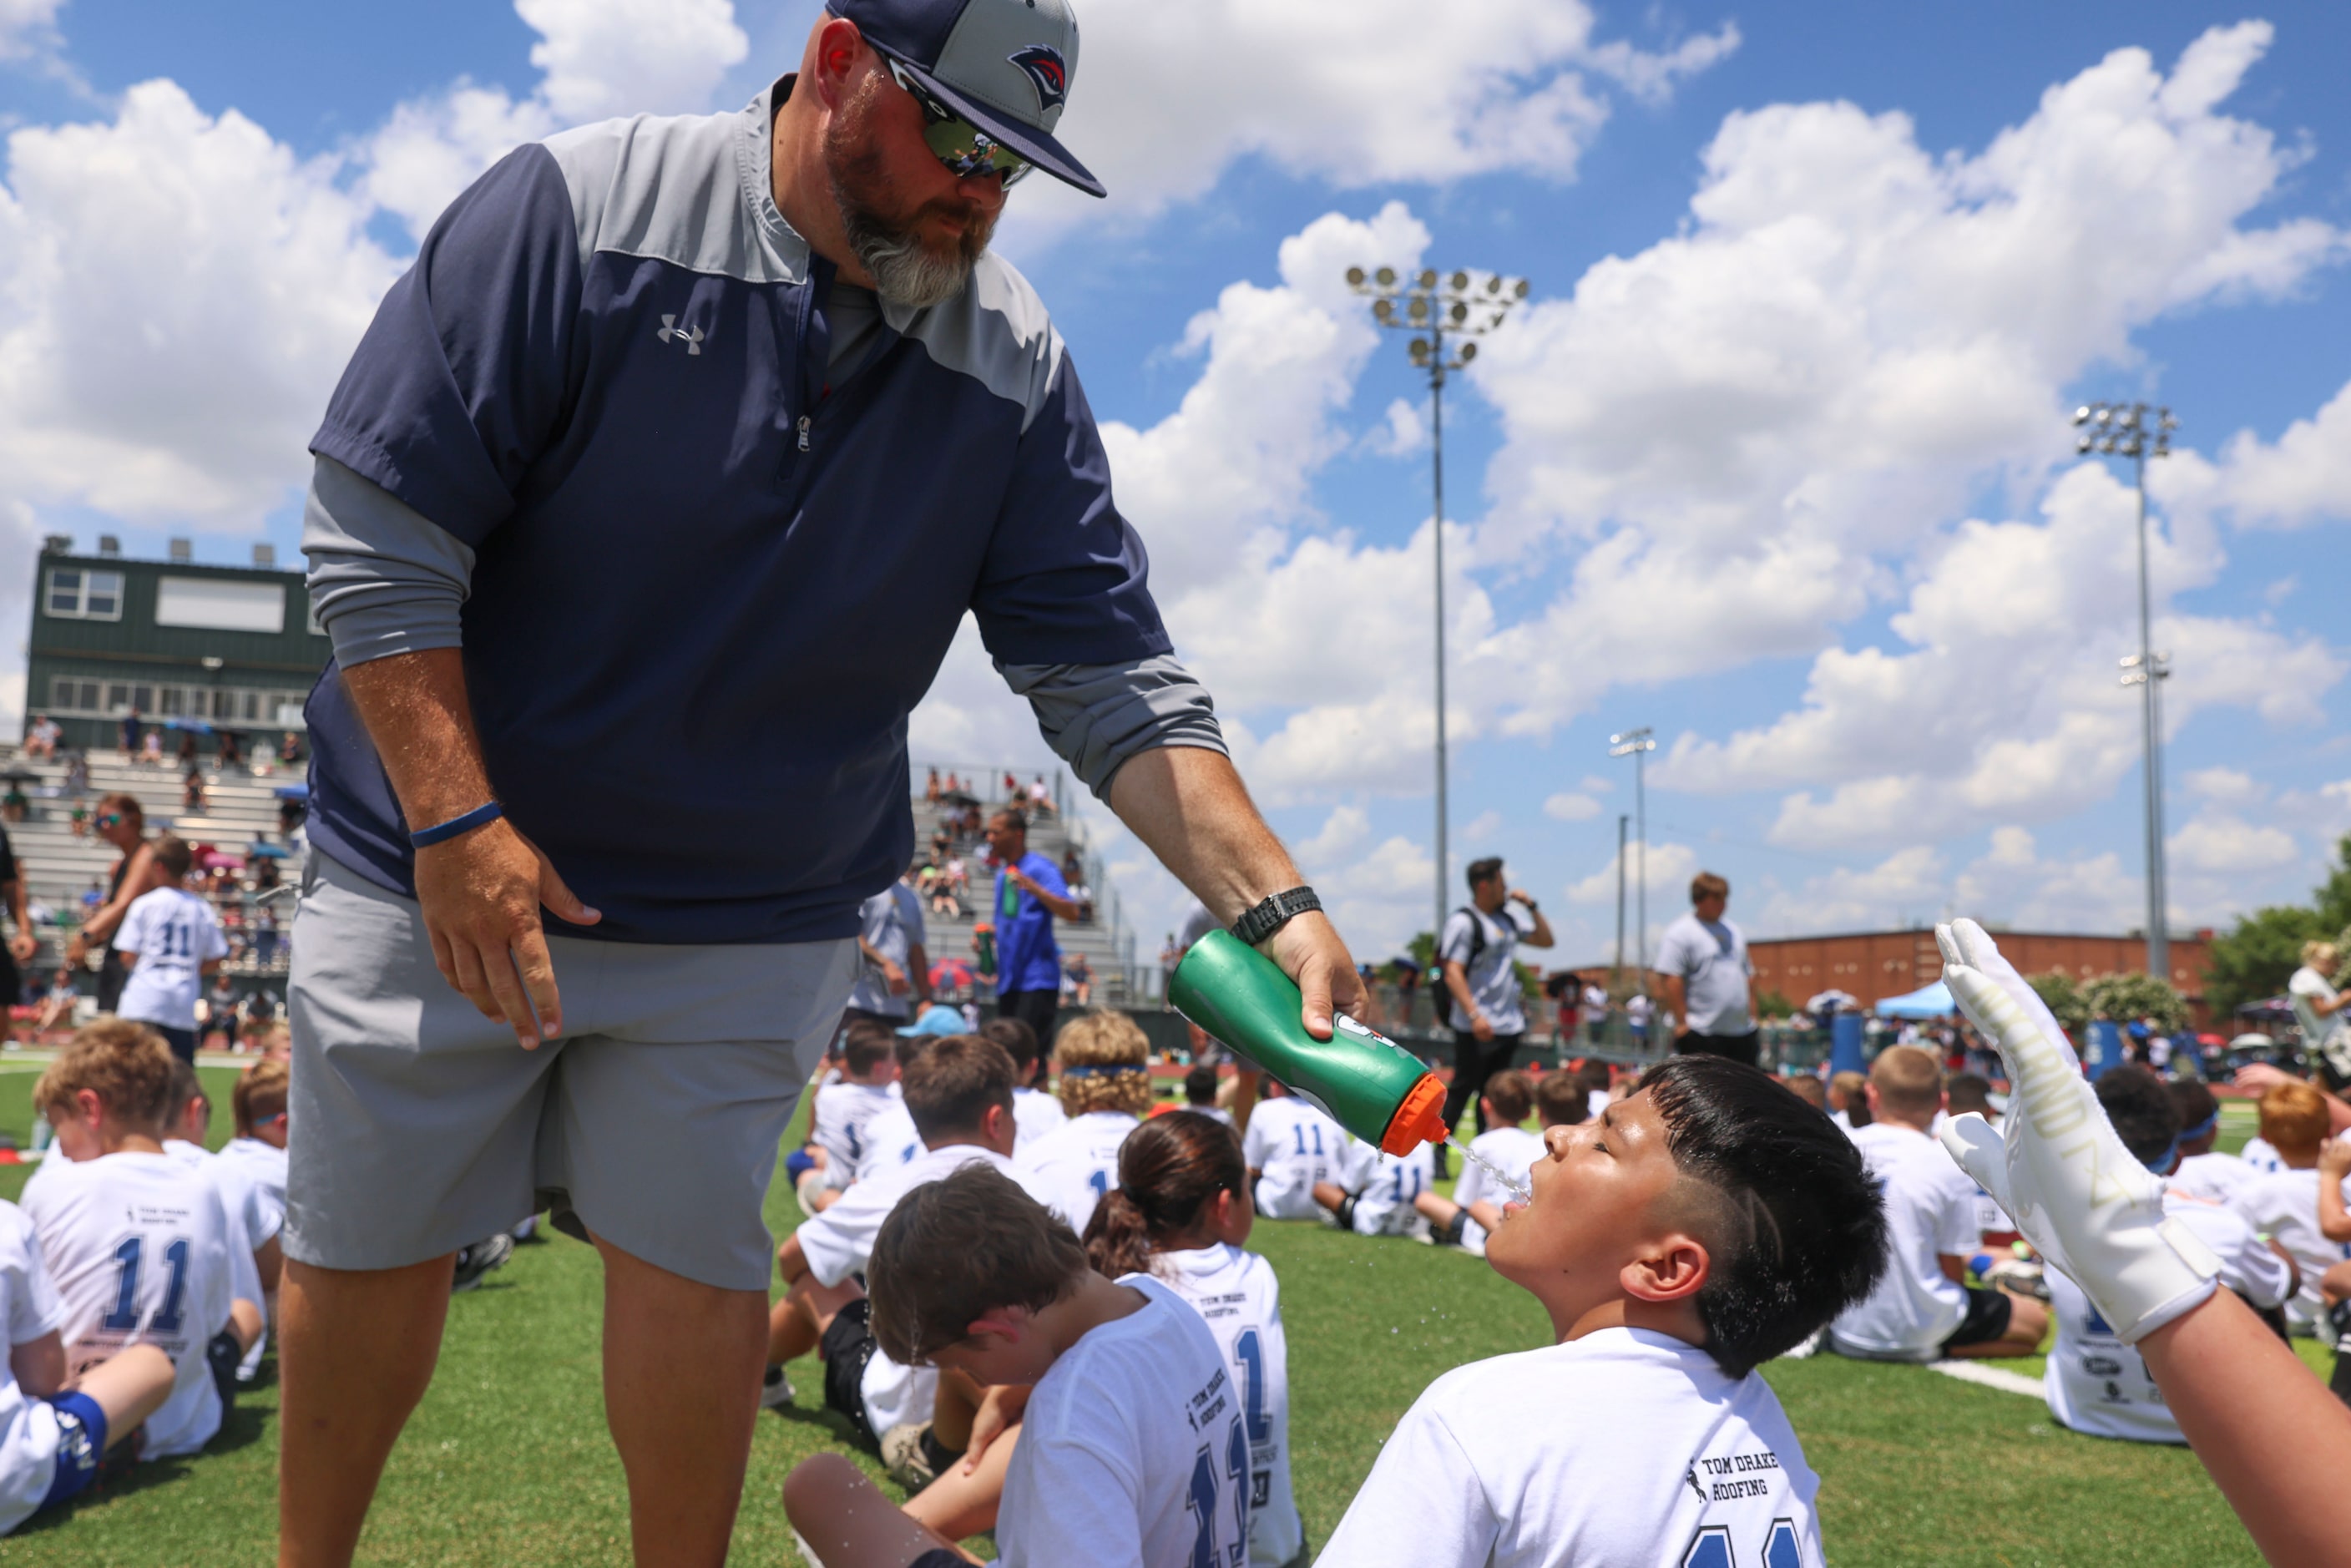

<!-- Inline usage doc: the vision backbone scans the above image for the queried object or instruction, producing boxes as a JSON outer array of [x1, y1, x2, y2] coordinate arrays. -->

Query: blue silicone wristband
[[409, 801, 503, 848]]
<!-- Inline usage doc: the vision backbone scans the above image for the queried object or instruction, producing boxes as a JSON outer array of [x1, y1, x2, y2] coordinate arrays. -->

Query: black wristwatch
[[1231, 887, 1322, 948]]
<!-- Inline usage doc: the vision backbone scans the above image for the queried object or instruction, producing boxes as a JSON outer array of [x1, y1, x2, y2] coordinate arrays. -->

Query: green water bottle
[[1170, 930, 1448, 1156]]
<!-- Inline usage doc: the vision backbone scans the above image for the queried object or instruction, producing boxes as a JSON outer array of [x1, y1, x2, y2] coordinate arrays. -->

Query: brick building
[[1744, 927, 2214, 1022]]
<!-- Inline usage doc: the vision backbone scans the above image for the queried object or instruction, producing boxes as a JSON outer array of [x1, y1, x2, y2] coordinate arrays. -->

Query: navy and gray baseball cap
[[827, 0, 1105, 198]]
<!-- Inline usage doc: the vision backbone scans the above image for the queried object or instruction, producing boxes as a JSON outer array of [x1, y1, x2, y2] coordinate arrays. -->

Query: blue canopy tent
[[1874, 979, 1954, 1019]]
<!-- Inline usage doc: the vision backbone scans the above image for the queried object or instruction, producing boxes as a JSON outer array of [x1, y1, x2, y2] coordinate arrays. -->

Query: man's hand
[[63, 933, 87, 966], [413, 819, 599, 1049], [1934, 918, 2219, 1343], [8, 932, 35, 964], [881, 958, 909, 996], [1469, 1011, 1494, 1042], [1265, 910, 1367, 1041]]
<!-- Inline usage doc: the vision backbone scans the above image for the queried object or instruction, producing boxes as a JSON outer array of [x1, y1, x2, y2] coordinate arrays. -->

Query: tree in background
[[2027, 971, 2091, 1034], [2202, 834, 2351, 1017], [2084, 971, 2190, 1034]]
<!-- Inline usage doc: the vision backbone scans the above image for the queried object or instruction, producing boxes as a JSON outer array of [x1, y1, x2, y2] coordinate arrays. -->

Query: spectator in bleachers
[[68, 794, 166, 1014], [139, 730, 162, 766], [63, 751, 88, 796], [119, 708, 142, 762], [924, 766, 941, 804], [181, 766, 205, 812], [1028, 774, 1054, 817], [38, 969, 79, 1034], [23, 713, 59, 758], [217, 729, 242, 771], [177, 729, 200, 770], [278, 731, 302, 766]]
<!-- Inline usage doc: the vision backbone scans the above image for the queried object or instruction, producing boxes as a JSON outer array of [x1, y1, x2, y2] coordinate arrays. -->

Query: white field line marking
[[1928, 1359, 2042, 1399]]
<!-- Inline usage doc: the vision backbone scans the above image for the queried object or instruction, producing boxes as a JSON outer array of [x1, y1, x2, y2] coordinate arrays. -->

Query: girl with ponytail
[[1081, 1112, 1305, 1566]]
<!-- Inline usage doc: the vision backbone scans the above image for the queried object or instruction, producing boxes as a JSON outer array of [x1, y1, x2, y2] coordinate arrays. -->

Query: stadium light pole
[[1614, 812, 1630, 984], [1610, 728, 1656, 990], [2074, 401, 2177, 985], [1346, 263, 1531, 942]]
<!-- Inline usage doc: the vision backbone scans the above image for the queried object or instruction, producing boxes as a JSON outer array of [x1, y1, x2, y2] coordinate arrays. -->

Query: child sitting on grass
[[1828, 1046, 2045, 1361], [1240, 1077, 1351, 1222], [801, 1021, 902, 1213], [25, 1021, 246, 1460], [2228, 1080, 2343, 1333], [1319, 1055, 1887, 1565], [0, 1196, 174, 1537], [1312, 1131, 1433, 1240], [977, 1018, 1064, 1151], [1083, 1111, 1302, 1567], [784, 1162, 1248, 1568], [1013, 1009, 1154, 1236], [2041, 1067, 2291, 1444]]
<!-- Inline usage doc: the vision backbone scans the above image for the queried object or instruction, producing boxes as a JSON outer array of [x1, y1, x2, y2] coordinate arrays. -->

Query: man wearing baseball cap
[[288, 0, 1367, 1560]]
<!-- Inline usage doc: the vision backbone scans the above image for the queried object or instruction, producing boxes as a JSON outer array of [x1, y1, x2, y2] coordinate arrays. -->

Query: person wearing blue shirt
[[985, 810, 1079, 1040], [278, 0, 1368, 1558]]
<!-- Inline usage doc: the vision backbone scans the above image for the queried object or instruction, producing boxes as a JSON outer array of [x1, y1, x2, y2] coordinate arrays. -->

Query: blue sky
[[3, 1, 2346, 971]]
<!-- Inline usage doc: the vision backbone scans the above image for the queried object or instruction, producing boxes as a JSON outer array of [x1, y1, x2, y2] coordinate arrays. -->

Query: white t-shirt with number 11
[[114, 886, 229, 1032]]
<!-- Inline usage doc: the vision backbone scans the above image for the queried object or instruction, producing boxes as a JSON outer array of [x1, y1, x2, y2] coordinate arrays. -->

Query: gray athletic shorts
[[283, 852, 857, 1292]]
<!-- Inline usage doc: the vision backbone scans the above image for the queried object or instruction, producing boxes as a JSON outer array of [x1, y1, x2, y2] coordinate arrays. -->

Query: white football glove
[[1934, 918, 2219, 1343]]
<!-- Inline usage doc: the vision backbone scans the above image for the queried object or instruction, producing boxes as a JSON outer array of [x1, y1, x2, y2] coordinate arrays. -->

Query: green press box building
[[24, 534, 330, 753]]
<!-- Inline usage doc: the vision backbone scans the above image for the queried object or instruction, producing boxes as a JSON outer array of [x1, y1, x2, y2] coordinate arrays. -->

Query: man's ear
[[983, 1101, 1016, 1155], [810, 16, 868, 108], [1620, 1234, 1710, 1305], [1863, 1081, 1883, 1117]]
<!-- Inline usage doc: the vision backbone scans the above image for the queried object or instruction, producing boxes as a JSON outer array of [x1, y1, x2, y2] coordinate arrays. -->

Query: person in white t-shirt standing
[[2289, 942, 2351, 1093], [1654, 871, 1757, 1067], [1434, 858, 1553, 1172], [1828, 1046, 2047, 1361], [2043, 1068, 2293, 1444], [110, 833, 229, 1064]]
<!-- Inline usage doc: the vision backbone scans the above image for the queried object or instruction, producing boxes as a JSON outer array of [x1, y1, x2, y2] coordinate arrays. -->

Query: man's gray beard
[[826, 139, 992, 310]]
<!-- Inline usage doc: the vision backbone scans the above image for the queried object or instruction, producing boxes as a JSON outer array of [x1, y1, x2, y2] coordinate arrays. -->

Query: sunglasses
[[887, 60, 1031, 186], [96, 813, 124, 827]]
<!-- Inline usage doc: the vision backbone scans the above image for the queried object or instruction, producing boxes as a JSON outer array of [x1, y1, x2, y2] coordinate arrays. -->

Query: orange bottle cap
[[1381, 1072, 1449, 1156]]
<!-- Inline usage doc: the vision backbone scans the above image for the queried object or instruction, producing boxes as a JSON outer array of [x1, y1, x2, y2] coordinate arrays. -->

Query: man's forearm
[[338, 649, 497, 827], [1104, 749, 1301, 923], [1442, 961, 1478, 1019], [1658, 976, 1684, 1024]]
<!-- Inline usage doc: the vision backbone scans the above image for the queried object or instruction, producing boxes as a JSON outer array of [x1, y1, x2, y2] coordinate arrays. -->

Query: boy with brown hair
[[2229, 1080, 2343, 1332], [784, 1161, 1246, 1568], [23, 1021, 245, 1459], [1013, 1009, 1151, 1235], [766, 1036, 1047, 1451], [110, 832, 228, 1063], [977, 1016, 1064, 1150], [802, 1021, 902, 1212], [1828, 1045, 2046, 1360]]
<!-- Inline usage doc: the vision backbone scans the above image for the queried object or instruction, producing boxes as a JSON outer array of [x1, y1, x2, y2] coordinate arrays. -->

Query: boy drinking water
[[1320, 1055, 1886, 1565]]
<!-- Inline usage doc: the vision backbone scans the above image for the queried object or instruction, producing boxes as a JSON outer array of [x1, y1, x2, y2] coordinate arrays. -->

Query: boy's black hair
[[1184, 1063, 1219, 1105], [2095, 1066, 2181, 1169], [1637, 1055, 1888, 1377]]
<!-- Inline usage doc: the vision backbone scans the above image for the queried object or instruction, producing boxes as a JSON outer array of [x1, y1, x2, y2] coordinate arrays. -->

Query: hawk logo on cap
[[1007, 43, 1068, 113]]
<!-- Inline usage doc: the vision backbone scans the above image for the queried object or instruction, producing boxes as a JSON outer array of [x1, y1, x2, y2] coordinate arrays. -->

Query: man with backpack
[[1435, 859, 1553, 1168]]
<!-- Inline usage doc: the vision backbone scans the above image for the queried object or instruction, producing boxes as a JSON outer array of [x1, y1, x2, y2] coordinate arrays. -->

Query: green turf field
[[0, 1064, 2323, 1565]]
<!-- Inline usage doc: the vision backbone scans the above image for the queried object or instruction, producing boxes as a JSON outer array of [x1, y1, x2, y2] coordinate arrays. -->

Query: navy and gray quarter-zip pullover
[[302, 78, 1222, 946]]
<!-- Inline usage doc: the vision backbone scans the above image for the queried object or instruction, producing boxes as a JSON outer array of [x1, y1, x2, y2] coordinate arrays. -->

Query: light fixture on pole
[[2074, 400, 2177, 984], [1609, 727, 1656, 989], [1347, 262, 1532, 943]]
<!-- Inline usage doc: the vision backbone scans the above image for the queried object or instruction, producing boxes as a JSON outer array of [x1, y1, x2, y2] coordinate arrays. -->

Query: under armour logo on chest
[[657, 315, 705, 356]]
